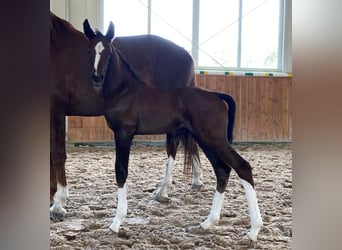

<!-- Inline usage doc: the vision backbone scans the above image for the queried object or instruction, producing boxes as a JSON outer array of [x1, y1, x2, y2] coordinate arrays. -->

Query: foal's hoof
[[190, 182, 203, 190], [247, 231, 258, 242], [154, 194, 170, 203], [50, 211, 66, 221], [109, 222, 120, 234]]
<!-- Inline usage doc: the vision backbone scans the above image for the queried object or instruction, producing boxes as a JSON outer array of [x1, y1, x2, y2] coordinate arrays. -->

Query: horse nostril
[[91, 74, 103, 83]]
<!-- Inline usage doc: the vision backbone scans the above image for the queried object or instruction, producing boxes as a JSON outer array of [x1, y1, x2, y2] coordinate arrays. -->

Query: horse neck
[[51, 15, 87, 48]]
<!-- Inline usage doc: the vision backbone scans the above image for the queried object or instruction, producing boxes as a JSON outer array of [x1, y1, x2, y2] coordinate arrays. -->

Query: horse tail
[[218, 93, 236, 144]]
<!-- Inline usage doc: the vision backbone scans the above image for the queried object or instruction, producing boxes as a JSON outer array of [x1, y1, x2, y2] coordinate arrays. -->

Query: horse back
[[113, 35, 195, 90]]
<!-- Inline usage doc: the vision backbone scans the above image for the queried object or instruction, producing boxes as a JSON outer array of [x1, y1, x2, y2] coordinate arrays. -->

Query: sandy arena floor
[[50, 143, 292, 249]]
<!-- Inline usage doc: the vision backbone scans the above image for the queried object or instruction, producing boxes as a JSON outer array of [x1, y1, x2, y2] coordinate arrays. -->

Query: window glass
[[104, 0, 148, 36], [198, 0, 239, 68], [150, 0, 192, 52], [103, 0, 284, 71], [241, 0, 281, 69]]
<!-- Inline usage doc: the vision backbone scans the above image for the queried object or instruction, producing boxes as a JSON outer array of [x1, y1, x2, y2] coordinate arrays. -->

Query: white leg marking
[[50, 183, 69, 216], [155, 156, 174, 202], [191, 155, 203, 188], [110, 183, 128, 233], [240, 179, 263, 241], [94, 41, 105, 73], [200, 191, 225, 229]]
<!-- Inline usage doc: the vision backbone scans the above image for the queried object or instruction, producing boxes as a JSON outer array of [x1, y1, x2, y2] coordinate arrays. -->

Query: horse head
[[83, 19, 115, 93]]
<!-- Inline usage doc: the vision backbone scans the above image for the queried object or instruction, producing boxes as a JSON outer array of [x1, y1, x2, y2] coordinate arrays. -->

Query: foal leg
[[221, 147, 263, 242], [198, 146, 231, 229], [154, 133, 178, 203], [109, 131, 132, 233]]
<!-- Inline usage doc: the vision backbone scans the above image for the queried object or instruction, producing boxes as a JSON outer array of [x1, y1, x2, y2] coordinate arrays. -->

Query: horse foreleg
[[109, 131, 132, 233], [191, 153, 203, 189], [110, 183, 128, 233], [154, 156, 174, 203], [154, 133, 177, 203], [50, 158, 68, 221], [50, 114, 68, 221]]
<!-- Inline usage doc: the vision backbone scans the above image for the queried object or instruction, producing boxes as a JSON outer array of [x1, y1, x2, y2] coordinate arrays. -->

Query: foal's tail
[[218, 93, 236, 144]]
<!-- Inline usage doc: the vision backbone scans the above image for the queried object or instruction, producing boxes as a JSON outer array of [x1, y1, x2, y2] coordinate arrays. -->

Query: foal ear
[[83, 19, 95, 40], [105, 21, 115, 40]]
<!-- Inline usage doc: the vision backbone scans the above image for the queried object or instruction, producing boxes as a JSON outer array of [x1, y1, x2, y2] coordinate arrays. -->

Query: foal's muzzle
[[91, 74, 104, 84]]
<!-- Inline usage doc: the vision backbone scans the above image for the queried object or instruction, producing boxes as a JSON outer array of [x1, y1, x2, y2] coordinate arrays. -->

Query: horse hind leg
[[226, 149, 263, 242], [154, 133, 178, 203], [198, 145, 231, 229], [240, 178, 263, 242]]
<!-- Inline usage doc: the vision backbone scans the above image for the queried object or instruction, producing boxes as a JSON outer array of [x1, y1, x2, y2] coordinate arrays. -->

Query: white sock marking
[[50, 183, 68, 215], [191, 155, 202, 187], [200, 191, 225, 229], [110, 183, 128, 233], [94, 41, 105, 73], [155, 156, 174, 200], [240, 179, 263, 241]]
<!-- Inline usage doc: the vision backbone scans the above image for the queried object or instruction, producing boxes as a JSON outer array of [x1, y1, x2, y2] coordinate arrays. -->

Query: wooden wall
[[67, 75, 292, 143]]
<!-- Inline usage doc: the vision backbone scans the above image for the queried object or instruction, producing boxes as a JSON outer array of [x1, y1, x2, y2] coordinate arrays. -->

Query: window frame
[[103, 0, 291, 73]]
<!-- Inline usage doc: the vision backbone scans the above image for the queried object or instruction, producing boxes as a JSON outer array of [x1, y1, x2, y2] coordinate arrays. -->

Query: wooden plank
[[265, 78, 274, 141], [248, 77, 257, 141], [287, 77, 293, 141], [233, 77, 242, 141], [253, 77, 262, 141], [272, 78, 282, 141], [239, 77, 248, 141], [259, 77, 268, 141]]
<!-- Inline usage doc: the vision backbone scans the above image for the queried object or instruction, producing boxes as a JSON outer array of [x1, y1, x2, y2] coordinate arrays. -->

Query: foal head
[[83, 19, 114, 92]]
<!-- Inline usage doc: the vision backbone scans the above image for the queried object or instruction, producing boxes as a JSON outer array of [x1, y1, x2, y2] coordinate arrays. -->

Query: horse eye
[[86, 49, 90, 54]]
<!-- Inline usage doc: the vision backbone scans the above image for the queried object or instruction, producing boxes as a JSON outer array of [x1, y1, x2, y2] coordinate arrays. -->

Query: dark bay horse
[[50, 12, 202, 221], [83, 21, 263, 242]]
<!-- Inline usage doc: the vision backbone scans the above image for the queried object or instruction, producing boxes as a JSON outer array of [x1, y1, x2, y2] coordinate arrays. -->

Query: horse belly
[[136, 108, 182, 135]]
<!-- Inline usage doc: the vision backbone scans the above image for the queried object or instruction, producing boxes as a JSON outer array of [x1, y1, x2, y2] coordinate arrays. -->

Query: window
[[104, 0, 288, 72]]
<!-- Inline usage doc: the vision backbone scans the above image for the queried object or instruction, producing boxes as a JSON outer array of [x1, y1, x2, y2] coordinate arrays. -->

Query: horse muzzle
[[91, 74, 104, 93], [91, 74, 104, 84]]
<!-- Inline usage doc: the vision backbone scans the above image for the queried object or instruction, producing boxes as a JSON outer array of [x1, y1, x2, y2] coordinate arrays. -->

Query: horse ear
[[105, 21, 115, 40], [83, 19, 95, 40]]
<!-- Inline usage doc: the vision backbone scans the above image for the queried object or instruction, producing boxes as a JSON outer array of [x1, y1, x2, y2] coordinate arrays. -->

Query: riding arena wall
[[67, 74, 292, 143]]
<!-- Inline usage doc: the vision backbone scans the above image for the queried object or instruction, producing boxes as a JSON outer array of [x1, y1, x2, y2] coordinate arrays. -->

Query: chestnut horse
[[83, 20, 262, 242], [50, 12, 203, 221]]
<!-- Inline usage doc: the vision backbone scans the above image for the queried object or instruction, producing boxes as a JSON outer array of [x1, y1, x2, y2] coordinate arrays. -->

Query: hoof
[[50, 211, 66, 221], [200, 217, 219, 230], [190, 182, 203, 190], [109, 223, 120, 233], [153, 193, 170, 203], [247, 231, 258, 242]]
